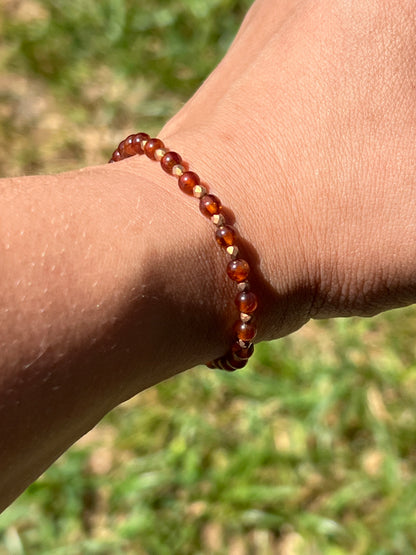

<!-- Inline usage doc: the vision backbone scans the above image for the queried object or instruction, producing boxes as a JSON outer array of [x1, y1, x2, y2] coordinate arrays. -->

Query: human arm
[[2, 0, 416, 510]]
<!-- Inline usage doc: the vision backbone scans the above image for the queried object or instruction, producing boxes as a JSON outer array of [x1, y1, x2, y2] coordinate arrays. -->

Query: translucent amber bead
[[215, 225, 236, 247], [231, 341, 254, 360], [132, 132, 150, 154], [233, 321, 257, 342], [161, 151, 182, 174], [123, 134, 137, 156], [235, 291, 258, 313], [199, 194, 222, 218], [226, 259, 250, 282], [178, 171, 200, 195], [112, 149, 122, 162], [144, 138, 165, 159]]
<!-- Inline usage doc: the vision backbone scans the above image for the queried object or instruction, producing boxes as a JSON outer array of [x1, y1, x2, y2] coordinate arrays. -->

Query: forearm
[[0, 157, 234, 509], [0, 122, 315, 509]]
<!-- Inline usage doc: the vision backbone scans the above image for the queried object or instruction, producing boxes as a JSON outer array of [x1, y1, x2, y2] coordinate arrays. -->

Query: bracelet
[[109, 133, 257, 371]]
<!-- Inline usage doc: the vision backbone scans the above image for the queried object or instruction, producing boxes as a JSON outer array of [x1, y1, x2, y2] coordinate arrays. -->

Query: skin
[[1, 0, 416, 511]]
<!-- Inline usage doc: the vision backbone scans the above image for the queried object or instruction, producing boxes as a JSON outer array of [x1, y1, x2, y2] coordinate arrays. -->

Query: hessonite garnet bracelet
[[109, 132, 257, 371]]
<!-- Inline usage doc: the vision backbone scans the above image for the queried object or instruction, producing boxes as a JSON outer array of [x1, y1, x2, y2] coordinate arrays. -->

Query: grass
[[1, 1, 416, 553]]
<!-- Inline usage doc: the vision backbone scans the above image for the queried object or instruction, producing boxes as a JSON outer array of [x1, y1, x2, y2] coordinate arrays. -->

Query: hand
[[161, 0, 416, 340]]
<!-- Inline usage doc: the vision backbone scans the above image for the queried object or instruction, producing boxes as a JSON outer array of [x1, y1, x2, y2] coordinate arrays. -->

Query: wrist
[[158, 121, 316, 343]]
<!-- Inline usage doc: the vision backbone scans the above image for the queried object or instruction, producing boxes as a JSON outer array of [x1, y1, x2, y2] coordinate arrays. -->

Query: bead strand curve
[[109, 133, 257, 371]]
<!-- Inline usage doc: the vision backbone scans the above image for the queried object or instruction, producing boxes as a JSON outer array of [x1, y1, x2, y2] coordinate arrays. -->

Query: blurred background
[[1, 1, 416, 553]]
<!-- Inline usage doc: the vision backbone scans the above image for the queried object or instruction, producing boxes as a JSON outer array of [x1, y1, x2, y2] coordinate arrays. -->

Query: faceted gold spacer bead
[[226, 245, 239, 258], [140, 139, 148, 150], [172, 164, 185, 177], [237, 281, 250, 292], [154, 148, 168, 161], [216, 359, 226, 371], [211, 214, 225, 226], [238, 339, 250, 348], [240, 312, 252, 323], [193, 184, 207, 198]]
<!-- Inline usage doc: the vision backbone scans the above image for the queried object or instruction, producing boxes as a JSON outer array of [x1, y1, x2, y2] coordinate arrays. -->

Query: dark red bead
[[226, 356, 248, 370], [235, 291, 258, 313], [161, 151, 182, 174], [215, 225, 236, 247], [123, 134, 137, 156], [144, 138, 165, 160], [199, 194, 222, 218], [178, 171, 200, 195], [111, 149, 122, 162], [226, 259, 250, 282], [233, 321, 257, 342], [132, 132, 150, 155], [231, 341, 254, 360]]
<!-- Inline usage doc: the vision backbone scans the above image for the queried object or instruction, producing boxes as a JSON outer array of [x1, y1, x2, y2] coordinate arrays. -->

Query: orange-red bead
[[235, 291, 258, 313], [161, 151, 182, 174], [144, 138, 165, 160], [233, 321, 257, 342], [215, 225, 236, 247], [226, 259, 250, 282], [178, 171, 200, 195], [112, 149, 122, 162], [123, 134, 137, 156], [132, 132, 150, 154], [199, 194, 222, 217]]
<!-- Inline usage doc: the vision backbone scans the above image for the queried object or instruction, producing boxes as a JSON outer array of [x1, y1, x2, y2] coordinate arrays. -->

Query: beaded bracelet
[[109, 132, 257, 371]]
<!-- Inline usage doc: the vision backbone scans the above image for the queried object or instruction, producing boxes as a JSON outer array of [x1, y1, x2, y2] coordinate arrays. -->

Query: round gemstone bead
[[178, 171, 200, 195], [144, 138, 165, 160], [161, 151, 182, 174], [132, 133, 150, 154], [112, 149, 122, 162], [235, 291, 258, 313], [231, 341, 254, 360], [215, 225, 236, 247], [226, 259, 250, 282], [122, 134, 137, 156], [199, 194, 222, 218], [233, 321, 257, 342]]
